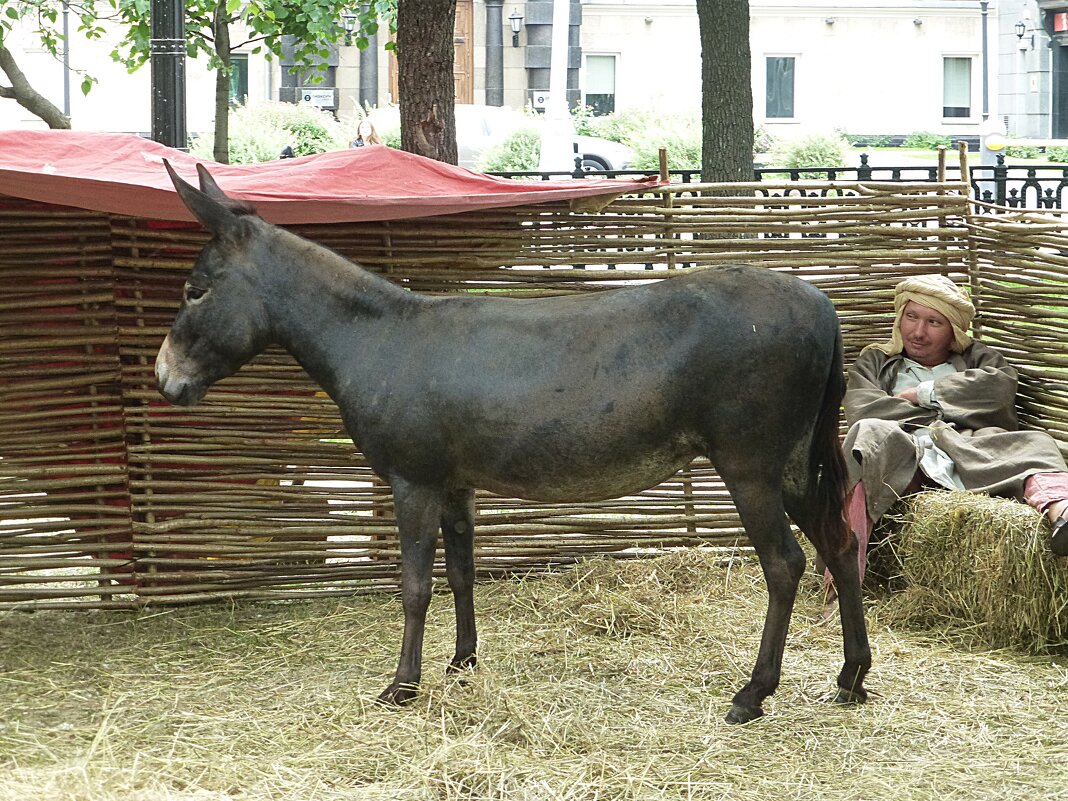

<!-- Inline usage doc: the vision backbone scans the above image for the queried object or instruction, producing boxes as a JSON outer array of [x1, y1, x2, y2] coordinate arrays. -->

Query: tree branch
[[0, 45, 71, 129]]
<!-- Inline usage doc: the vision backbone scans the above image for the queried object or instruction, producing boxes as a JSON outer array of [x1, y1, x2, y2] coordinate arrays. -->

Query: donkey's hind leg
[[785, 491, 871, 706], [718, 466, 807, 724], [442, 488, 478, 673]]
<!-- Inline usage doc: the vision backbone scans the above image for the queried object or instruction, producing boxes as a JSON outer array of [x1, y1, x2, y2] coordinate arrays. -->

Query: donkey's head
[[155, 162, 273, 406]]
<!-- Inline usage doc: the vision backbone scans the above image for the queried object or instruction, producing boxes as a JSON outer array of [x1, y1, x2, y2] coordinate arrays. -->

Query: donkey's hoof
[[725, 703, 764, 724], [447, 654, 478, 674], [831, 685, 868, 706], [376, 683, 419, 706]]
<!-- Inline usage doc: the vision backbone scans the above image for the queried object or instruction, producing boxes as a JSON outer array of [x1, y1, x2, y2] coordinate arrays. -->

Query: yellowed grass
[[1, 549, 1066, 800]]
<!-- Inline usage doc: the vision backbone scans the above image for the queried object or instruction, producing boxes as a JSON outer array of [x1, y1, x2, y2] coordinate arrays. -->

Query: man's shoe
[[1051, 516, 1068, 557]]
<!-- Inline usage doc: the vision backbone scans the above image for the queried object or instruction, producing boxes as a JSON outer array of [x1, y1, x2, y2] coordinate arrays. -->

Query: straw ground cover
[[2, 550, 1066, 801]]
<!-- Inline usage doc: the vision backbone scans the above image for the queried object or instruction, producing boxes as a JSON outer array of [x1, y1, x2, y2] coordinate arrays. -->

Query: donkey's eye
[[184, 284, 208, 303]]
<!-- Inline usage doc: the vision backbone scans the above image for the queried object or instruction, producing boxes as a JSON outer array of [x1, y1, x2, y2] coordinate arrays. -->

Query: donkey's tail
[[809, 322, 850, 552]]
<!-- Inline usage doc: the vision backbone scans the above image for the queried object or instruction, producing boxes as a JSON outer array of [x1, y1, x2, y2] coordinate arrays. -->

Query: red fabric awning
[[0, 130, 662, 224]]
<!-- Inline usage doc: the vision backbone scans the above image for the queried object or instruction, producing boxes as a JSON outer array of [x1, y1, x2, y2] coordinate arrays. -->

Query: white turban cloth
[[865, 274, 975, 356]]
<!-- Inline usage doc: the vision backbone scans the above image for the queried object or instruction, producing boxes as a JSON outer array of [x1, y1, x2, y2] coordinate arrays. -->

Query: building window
[[583, 54, 616, 116], [229, 54, 249, 106], [943, 57, 971, 118], [766, 56, 795, 119]]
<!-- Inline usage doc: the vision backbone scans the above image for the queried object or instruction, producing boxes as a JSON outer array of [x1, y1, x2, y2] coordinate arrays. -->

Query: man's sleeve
[[930, 344, 1019, 430], [844, 350, 939, 428]]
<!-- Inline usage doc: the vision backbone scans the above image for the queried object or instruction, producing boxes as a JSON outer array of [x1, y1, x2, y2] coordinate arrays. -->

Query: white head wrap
[[865, 274, 975, 356]]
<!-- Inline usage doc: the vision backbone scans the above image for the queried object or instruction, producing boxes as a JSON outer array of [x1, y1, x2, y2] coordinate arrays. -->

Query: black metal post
[[150, 0, 187, 149], [61, 2, 70, 118], [994, 153, 1008, 206], [358, 2, 379, 108], [980, 0, 989, 121]]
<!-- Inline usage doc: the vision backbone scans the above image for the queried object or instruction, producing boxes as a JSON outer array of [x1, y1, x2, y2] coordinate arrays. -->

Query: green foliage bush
[[584, 110, 701, 170], [770, 132, 849, 176], [569, 104, 598, 137], [1005, 144, 1041, 159], [587, 108, 657, 146], [473, 107, 779, 173], [190, 102, 349, 163], [902, 131, 953, 150], [1045, 146, 1068, 162], [629, 130, 702, 170], [478, 127, 542, 171], [844, 133, 892, 148], [753, 125, 776, 154]]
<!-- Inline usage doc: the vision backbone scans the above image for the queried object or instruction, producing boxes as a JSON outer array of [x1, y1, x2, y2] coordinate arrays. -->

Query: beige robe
[[843, 342, 1068, 522]]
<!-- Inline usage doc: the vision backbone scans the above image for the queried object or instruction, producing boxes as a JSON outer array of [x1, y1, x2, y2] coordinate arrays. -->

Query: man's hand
[[895, 387, 920, 405]]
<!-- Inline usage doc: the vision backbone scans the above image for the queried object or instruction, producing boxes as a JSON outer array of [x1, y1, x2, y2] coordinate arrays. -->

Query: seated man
[[838, 274, 1068, 590]]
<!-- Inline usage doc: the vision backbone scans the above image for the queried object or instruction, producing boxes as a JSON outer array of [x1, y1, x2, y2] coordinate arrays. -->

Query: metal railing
[[490, 154, 1068, 212]]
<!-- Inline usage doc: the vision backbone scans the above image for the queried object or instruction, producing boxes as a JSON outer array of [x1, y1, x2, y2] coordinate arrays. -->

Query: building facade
[[2, 1, 1053, 144], [999, 0, 1068, 138]]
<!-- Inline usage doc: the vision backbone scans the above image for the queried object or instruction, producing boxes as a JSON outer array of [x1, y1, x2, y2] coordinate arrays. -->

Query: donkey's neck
[[260, 225, 412, 396]]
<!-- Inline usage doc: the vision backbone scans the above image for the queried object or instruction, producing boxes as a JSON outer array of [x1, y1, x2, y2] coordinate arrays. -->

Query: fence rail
[[491, 154, 1068, 212], [2, 179, 1066, 609]]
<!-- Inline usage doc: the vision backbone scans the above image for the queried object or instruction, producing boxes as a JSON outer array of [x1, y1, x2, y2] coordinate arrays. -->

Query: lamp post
[[150, 0, 187, 149], [980, 0, 989, 122], [61, 1, 70, 118], [509, 9, 523, 47]]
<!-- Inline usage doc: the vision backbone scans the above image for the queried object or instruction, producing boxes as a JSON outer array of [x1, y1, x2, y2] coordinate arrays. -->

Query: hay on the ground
[[2, 548, 1067, 801], [873, 490, 1068, 652]]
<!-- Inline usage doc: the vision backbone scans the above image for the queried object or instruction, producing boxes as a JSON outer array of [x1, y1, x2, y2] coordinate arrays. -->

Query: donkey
[[155, 162, 871, 723]]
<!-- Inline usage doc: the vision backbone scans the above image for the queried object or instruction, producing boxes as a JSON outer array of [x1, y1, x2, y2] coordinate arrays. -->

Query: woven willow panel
[[0, 203, 131, 606], [5, 182, 1052, 609]]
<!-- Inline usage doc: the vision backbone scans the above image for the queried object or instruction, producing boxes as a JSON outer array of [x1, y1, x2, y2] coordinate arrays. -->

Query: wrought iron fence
[[490, 154, 1068, 212]]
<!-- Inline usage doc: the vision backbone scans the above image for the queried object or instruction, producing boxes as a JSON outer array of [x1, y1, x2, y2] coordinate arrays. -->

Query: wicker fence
[[1, 180, 1065, 609]]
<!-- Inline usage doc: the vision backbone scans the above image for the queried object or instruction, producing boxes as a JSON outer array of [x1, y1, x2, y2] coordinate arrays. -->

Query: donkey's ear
[[195, 162, 230, 202], [164, 159, 238, 235]]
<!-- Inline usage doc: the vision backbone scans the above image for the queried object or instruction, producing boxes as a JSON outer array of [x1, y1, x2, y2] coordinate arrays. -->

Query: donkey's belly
[[462, 447, 699, 504]]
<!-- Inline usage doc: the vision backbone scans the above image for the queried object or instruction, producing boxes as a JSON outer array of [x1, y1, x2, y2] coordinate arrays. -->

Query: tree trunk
[[697, 0, 753, 183], [397, 0, 457, 164], [0, 45, 71, 129], [212, 1, 232, 164]]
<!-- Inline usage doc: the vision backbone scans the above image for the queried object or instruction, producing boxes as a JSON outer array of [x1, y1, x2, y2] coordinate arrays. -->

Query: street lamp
[[341, 13, 358, 46], [508, 9, 523, 47], [1015, 20, 1034, 51]]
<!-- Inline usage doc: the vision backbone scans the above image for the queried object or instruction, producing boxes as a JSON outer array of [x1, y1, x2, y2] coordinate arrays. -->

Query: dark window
[[943, 57, 971, 118], [584, 55, 616, 116], [766, 56, 795, 119], [229, 54, 249, 106]]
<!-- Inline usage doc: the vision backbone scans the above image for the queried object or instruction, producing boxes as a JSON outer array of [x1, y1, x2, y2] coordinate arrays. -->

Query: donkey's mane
[[269, 222, 406, 317], [224, 197, 258, 217]]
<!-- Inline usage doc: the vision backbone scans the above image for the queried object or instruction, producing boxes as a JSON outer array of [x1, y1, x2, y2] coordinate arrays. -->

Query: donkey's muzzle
[[155, 336, 207, 406]]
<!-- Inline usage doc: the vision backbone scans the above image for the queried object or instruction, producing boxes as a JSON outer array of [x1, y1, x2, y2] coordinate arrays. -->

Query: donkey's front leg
[[378, 476, 443, 706], [442, 488, 477, 672]]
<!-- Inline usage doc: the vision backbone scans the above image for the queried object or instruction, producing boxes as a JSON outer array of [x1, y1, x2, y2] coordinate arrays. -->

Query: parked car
[[369, 104, 634, 172]]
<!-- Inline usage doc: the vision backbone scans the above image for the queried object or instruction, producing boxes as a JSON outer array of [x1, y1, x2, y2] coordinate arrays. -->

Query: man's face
[[899, 300, 955, 367]]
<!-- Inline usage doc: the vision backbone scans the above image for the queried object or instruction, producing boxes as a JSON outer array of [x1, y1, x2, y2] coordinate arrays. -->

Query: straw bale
[[874, 490, 1068, 651]]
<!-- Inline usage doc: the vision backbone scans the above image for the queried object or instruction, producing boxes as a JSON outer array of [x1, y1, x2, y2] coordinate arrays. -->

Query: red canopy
[[0, 130, 661, 224]]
